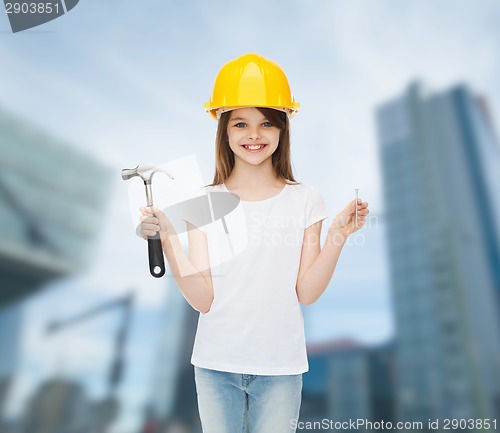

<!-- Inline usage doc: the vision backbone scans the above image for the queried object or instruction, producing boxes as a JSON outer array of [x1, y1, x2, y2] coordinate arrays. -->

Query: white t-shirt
[[190, 182, 328, 375]]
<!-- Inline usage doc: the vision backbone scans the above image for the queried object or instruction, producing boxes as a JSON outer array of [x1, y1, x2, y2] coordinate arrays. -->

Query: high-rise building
[[302, 339, 363, 424], [145, 280, 201, 432], [147, 281, 189, 421], [0, 303, 22, 421], [0, 106, 111, 423], [0, 304, 22, 379], [17, 379, 90, 433], [375, 82, 500, 425], [0, 107, 111, 307], [301, 339, 395, 429]]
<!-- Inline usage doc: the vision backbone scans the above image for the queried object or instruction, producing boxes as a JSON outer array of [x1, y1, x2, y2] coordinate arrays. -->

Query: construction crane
[[43, 292, 135, 433]]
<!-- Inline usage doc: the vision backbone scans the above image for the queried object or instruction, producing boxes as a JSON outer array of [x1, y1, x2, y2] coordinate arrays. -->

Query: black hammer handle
[[148, 233, 165, 278]]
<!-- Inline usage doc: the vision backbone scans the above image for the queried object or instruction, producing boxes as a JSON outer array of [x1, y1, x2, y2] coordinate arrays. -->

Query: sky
[[1, 1, 500, 431]]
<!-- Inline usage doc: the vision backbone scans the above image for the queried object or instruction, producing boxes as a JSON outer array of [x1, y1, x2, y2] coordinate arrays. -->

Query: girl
[[140, 53, 369, 433]]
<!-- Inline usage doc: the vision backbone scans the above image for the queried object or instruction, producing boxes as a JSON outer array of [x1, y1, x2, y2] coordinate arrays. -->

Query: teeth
[[244, 145, 264, 150]]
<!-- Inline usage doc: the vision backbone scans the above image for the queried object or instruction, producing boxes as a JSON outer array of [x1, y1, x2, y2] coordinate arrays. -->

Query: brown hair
[[209, 107, 299, 186]]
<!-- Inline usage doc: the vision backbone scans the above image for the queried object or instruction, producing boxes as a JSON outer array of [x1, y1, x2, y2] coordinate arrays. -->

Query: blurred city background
[[1, 1, 499, 432]]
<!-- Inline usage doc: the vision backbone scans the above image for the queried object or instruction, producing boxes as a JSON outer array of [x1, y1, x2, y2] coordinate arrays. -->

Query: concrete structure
[[145, 280, 201, 432], [376, 82, 500, 426], [18, 379, 90, 433], [0, 106, 111, 424], [0, 107, 111, 306], [0, 304, 22, 379], [301, 339, 395, 429]]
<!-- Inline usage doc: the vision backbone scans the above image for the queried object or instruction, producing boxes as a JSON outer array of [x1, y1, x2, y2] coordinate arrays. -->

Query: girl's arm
[[295, 222, 346, 305], [162, 223, 214, 313], [295, 199, 368, 305], [140, 207, 214, 313]]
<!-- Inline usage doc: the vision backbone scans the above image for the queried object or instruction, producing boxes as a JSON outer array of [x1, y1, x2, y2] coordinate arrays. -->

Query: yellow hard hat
[[205, 52, 300, 120]]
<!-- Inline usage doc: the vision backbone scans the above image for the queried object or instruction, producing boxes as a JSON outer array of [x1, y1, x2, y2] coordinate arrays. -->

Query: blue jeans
[[194, 366, 302, 433]]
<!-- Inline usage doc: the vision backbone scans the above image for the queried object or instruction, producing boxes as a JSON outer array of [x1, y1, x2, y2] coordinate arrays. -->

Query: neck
[[226, 158, 283, 189]]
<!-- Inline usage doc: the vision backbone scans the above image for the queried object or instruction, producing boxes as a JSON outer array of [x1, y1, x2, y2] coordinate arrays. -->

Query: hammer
[[121, 164, 174, 278]]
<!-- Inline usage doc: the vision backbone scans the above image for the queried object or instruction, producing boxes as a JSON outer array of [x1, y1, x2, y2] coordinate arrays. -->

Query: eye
[[262, 121, 273, 127], [233, 122, 246, 128]]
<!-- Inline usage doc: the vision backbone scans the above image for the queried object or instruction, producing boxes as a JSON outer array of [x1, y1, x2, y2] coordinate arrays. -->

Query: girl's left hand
[[330, 199, 369, 238]]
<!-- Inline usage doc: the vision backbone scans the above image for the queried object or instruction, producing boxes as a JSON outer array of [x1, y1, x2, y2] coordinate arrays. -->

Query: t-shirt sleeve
[[305, 186, 329, 228]]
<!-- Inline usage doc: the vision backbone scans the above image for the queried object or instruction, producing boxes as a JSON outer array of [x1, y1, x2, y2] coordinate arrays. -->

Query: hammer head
[[121, 164, 174, 183]]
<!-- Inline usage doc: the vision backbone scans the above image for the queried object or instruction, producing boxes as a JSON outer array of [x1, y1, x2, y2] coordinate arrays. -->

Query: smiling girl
[[140, 53, 369, 433]]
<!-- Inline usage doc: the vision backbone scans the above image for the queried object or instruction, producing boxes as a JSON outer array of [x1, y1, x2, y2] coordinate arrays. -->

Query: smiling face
[[226, 107, 281, 167]]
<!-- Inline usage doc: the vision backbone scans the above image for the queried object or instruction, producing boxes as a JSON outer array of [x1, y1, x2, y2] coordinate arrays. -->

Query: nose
[[247, 125, 261, 140]]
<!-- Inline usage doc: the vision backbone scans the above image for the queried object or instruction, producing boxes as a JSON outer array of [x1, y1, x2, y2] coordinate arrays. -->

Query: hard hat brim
[[205, 104, 300, 120]]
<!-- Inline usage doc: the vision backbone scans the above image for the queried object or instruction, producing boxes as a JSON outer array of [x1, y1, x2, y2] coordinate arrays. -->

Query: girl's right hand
[[139, 206, 171, 243]]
